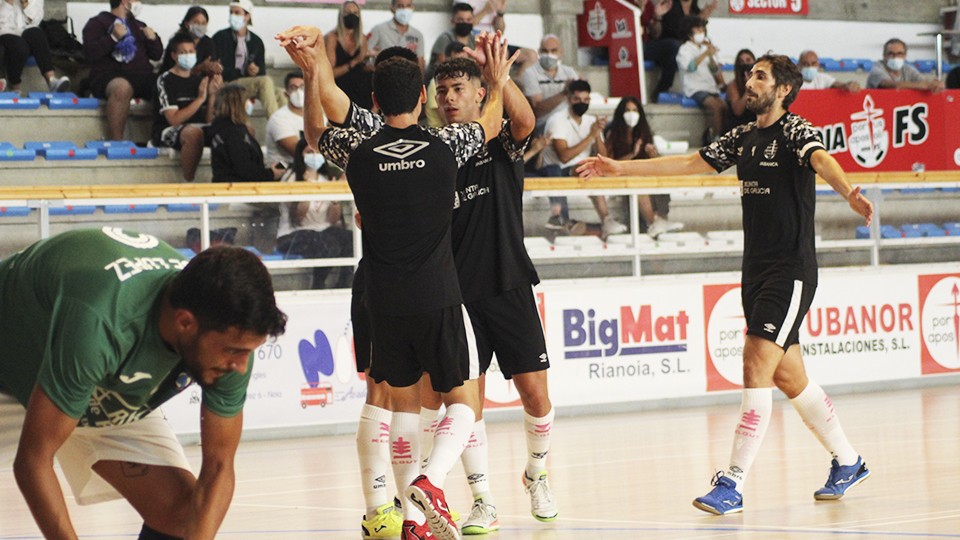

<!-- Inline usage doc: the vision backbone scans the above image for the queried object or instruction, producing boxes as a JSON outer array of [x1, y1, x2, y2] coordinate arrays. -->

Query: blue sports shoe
[[814, 457, 870, 500], [692, 472, 743, 515]]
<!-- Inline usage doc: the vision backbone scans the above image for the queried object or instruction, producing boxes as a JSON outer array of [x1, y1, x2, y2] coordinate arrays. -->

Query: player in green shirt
[[0, 227, 287, 540]]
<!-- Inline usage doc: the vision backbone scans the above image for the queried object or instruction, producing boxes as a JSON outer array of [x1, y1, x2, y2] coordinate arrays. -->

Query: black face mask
[[454, 22, 473, 37], [343, 13, 360, 30], [571, 102, 589, 117]]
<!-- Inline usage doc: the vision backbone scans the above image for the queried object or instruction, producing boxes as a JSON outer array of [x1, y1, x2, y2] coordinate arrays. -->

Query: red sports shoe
[[404, 475, 460, 540], [401, 520, 435, 539]]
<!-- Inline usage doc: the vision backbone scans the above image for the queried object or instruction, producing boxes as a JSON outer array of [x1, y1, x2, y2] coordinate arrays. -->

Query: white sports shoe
[[601, 216, 628, 237], [647, 216, 684, 238], [522, 471, 558, 522], [461, 499, 499, 535], [48, 76, 71, 92]]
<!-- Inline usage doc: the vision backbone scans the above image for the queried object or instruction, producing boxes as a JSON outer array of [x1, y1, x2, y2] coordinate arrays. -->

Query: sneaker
[[647, 216, 684, 239], [362, 502, 403, 539], [401, 520, 436, 540], [48, 76, 71, 92], [545, 215, 587, 235], [692, 472, 743, 515], [522, 471, 558, 522], [814, 457, 870, 501], [601, 216, 628, 237], [462, 499, 499, 535], [405, 475, 459, 540]]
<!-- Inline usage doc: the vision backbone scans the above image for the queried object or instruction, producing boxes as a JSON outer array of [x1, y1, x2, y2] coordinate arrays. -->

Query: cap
[[229, 0, 254, 16]]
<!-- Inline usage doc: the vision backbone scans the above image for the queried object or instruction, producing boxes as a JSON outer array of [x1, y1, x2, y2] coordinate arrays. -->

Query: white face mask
[[288, 88, 304, 109], [394, 8, 413, 26], [229, 13, 246, 31], [623, 111, 640, 128], [886, 57, 905, 71], [801, 66, 818, 82], [177, 53, 197, 71], [303, 153, 325, 171], [128, 1, 143, 18], [245, 100, 254, 116], [692, 32, 706, 45], [539, 53, 560, 70]]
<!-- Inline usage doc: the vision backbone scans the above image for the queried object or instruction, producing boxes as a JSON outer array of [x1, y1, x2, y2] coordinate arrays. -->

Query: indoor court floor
[[2, 383, 959, 539]]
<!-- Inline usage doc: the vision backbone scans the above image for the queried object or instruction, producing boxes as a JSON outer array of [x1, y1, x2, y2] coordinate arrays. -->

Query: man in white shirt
[[675, 16, 726, 142], [367, 0, 425, 70], [866, 38, 944, 91], [797, 50, 860, 92], [521, 34, 579, 132], [265, 71, 305, 166], [540, 79, 627, 238]]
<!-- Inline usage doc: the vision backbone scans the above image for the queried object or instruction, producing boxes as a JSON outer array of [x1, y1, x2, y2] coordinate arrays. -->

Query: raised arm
[[182, 407, 244, 539], [277, 26, 352, 135], [466, 33, 533, 142], [577, 151, 714, 178], [810, 149, 873, 224], [477, 33, 518, 142]]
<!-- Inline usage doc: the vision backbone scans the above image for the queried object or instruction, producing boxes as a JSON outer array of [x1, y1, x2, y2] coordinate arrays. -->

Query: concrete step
[[0, 153, 212, 184]]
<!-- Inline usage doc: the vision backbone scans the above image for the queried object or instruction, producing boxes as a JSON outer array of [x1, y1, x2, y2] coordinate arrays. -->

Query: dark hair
[[168, 246, 287, 337], [110, 0, 123, 10], [445, 41, 466, 57], [567, 79, 591, 95], [680, 16, 706, 41], [883, 38, 906, 56], [452, 2, 473, 14], [179, 5, 209, 31], [168, 32, 196, 60], [284, 70, 304, 89], [373, 57, 423, 116], [434, 57, 481, 83], [756, 53, 803, 108], [604, 96, 654, 159], [734, 48, 756, 95], [375, 45, 419, 66]]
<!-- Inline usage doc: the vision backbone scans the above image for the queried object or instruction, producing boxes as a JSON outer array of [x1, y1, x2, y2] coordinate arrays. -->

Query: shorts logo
[[763, 322, 778, 333], [373, 139, 429, 159], [539, 352, 548, 363]]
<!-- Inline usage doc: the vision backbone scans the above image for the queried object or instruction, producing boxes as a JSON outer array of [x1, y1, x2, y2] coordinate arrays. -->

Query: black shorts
[[89, 71, 156, 100], [742, 279, 816, 350], [465, 286, 549, 379], [368, 305, 478, 393], [352, 287, 373, 373]]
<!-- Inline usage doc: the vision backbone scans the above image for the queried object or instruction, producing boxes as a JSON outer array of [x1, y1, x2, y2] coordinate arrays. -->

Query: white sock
[[390, 412, 424, 522], [460, 420, 493, 504], [790, 380, 859, 466], [423, 403, 476, 488], [357, 404, 392, 517], [418, 407, 439, 468], [727, 388, 772, 491], [524, 408, 555, 478]]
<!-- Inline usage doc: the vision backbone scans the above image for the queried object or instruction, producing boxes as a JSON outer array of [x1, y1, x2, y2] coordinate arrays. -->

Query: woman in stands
[[160, 6, 220, 75], [604, 96, 684, 239], [208, 83, 285, 182], [0, 0, 70, 92], [675, 15, 727, 143], [325, 0, 374, 110], [275, 136, 353, 289], [725, 48, 756, 131]]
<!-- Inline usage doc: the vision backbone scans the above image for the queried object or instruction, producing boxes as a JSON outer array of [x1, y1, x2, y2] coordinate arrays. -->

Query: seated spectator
[[539, 80, 628, 238], [82, 0, 163, 141], [212, 0, 281, 116], [153, 32, 221, 182], [521, 33, 579, 133], [325, 1, 374, 110], [797, 50, 860, 92], [208, 83, 284, 183], [658, 0, 718, 42], [425, 41, 468, 128], [276, 137, 353, 289], [160, 6, 220, 76], [367, 0, 425, 71], [426, 2, 475, 82], [724, 48, 755, 131], [867, 38, 944, 92], [948, 65, 960, 89], [461, 0, 505, 34], [266, 71, 306, 167], [675, 15, 726, 143], [0, 0, 70, 92], [604, 96, 683, 238], [638, 0, 680, 101]]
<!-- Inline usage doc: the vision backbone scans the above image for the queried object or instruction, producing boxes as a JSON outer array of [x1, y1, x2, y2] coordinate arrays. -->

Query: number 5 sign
[[729, 0, 808, 16]]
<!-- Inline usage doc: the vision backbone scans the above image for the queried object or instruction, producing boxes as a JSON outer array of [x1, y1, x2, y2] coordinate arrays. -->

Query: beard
[[745, 89, 776, 114]]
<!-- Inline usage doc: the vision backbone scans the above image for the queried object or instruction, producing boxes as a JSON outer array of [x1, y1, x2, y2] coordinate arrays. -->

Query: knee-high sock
[[790, 380, 859, 466], [727, 388, 772, 490], [391, 412, 424, 522], [357, 404, 393, 516], [460, 419, 493, 503], [524, 407, 555, 478], [422, 403, 475, 488], [418, 407, 439, 468]]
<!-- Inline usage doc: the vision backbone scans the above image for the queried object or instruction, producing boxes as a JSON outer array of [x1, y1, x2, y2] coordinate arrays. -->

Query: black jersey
[[320, 103, 485, 316], [452, 120, 539, 302], [699, 112, 825, 285], [153, 71, 206, 141]]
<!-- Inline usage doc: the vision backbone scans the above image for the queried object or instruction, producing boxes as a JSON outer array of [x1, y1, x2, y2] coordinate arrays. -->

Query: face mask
[[229, 14, 246, 31], [288, 88, 304, 109], [128, 1, 143, 18], [539, 53, 559, 70], [343, 13, 360, 30], [304, 153, 325, 171], [623, 111, 640, 128], [177, 53, 197, 71], [188, 24, 206, 39], [740, 62, 754, 75], [886, 57, 905, 71], [571, 102, 589, 117], [245, 100, 254, 116], [801, 66, 818, 82], [454, 22, 473, 37], [394, 8, 413, 26], [692, 32, 706, 45]]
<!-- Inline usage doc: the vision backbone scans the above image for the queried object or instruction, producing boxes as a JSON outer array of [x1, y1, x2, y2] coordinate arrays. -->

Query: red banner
[[792, 89, 960, 172], [728, 0, 808, 15], [577, 0, 645, 102]]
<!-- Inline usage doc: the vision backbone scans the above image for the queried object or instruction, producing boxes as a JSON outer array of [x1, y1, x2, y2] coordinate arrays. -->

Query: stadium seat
[[657, 92, 683, 105], [680, 97, 698, 108], [45, 148, 99, 160], [944, 223, 960, 236], [166, 203, 221, 212], [819, 58, 841, 71], [176, 247, 197, 259], [86, 141, 136, 155], [0, 206, 31, 217], [28, 92, 78, 105], [643, 60, 655, 71], [859, 59, 874, 71], [0, 93, 41, 109], [914, 60, 936, 73], [839, 58, 861, 72], [106, 146, 159, 159], [47, 95, 100, 110], [899, 187, 937, 194], [900, 224, 925, 238], [48, 205, 97, 215], [855, 225, 901, 239], [0, 142, 36, 161], [102, 204, 160, 214]]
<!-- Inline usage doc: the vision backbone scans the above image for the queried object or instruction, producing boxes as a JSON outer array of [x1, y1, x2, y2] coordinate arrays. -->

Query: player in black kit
[[578, 54, 874, 515], [279, 25, 516, 540]]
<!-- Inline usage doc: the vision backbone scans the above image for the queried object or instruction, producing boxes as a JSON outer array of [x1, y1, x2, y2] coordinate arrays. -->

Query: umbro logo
[[763, 322, 777, 333], [374, 139, 429, 159], [539, 353, 548, 363]]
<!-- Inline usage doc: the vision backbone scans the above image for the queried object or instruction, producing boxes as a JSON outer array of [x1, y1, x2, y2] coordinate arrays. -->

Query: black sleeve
[[699, 124, 749, 173], [251, 34, 267, 75], [213, 30, 243, 81], [219, 125, 274, 182]]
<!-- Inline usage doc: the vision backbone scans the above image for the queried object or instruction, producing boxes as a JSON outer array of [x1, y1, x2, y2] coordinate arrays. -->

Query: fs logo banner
[[919, 274, 960, 374]]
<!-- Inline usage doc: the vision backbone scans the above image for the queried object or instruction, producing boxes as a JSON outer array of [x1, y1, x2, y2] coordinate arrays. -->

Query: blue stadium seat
[[680, 97, 698, 108], [0, 206, 31, 217], [106, 146, 159, 159], [47, 95, 100, 110], [914, 60, 936, 73], [279, 251, 303, 260], [859, 59, 874, 71], [166, 203, 221, 212], [919, 223, 946, 237], [103, 204, 160, 214], [819, 58, 841, 71], [25, 141, 75, 151], [24, 56, 36, 66], [657, 92, 683, 104], [28, 92, 78, 105], [86, 140, 136, 155], [899, 188, 937, 194], [839, 58, 860, 72], [900, 224, 924, 238], [0, 93, 41, 109], [49, 205, 97, 215], [945, 223, 960, 236], [45, 148, 99, 160], [0, 142, 36, 161], [643, 60, 655, 71], [176, 247, 197, 259], [856, 225, 901, 239]]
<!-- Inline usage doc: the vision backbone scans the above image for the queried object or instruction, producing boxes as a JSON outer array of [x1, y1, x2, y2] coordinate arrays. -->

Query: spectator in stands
[[604, 96, 683, 238], [675, 16, 726, 143], [540, 79, 628, 238], [266, 71, 306, 167], [724, 48, 756, 131], [658, 0, 718, 42], [0, 0, 71, 93], [153, 32, 221, 182], [82, 0, 163, 141], [461, 0, 505, 34], [160, 6, 220, 76], [426, 2, 475, 82], [212, 0, 281, 116], [521, 34, 579, 132], [367, 0, 425, 71], [325, 0, 374, 110], [208, 83, 284, 183], [797, 50, 860, 92], [867, 38, 944, 92], [948, 65, 960, 89], [276, 136, 353, 289], [638, 0, 680, 101], [425, 41, 469, 127]]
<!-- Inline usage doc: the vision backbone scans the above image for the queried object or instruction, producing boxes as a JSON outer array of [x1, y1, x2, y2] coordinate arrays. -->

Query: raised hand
[[576, 154, 621, 178], [275, 25, 323, 50], [846, 186, 874, 225], [654, 0, 673, 17], [142, 26, 157, 41], [481, 31, 519, 90]]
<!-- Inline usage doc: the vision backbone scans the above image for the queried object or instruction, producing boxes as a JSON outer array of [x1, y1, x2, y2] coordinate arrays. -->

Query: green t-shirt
[[0, 227, 253, 427]]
